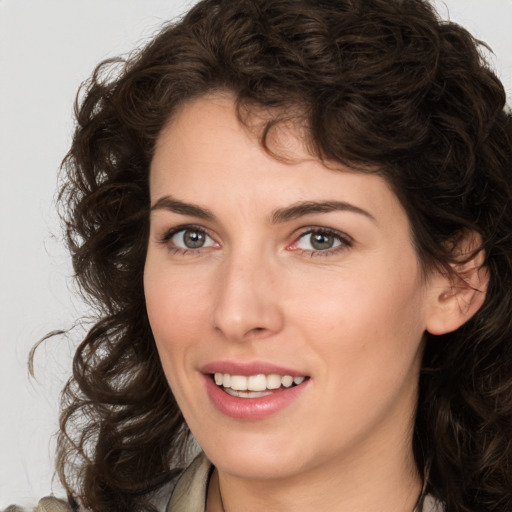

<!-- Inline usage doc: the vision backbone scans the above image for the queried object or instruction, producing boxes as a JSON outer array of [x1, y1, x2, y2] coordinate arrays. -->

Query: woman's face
[[144, 94, 440, 481]]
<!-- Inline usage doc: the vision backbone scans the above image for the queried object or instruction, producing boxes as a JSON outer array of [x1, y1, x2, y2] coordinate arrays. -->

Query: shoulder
[[2, 497, 72, 512]]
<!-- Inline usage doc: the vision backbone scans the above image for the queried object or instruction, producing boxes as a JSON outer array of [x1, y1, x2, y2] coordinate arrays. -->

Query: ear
[[426, 232, 489, 336]]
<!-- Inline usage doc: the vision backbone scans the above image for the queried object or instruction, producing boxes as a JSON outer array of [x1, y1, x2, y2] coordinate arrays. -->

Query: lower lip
[[203, 375, 309, 420]]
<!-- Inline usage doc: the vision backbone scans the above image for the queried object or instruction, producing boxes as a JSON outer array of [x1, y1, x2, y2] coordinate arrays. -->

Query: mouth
[[202, 364, 311, 419], [211, 372, 309, 398]]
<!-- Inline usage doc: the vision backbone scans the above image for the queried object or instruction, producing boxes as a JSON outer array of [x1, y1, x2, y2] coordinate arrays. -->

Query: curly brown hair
[[56, 0, 512, 510]]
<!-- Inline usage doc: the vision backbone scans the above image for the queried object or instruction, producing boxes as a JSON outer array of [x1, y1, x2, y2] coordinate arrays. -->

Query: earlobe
[[426, 241, 489, 336]]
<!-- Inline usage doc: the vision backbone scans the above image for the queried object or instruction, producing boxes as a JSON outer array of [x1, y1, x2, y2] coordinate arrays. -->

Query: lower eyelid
[[295, 248, 345, 258]]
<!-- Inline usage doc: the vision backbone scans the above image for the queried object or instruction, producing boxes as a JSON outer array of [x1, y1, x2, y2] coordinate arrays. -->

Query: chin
[[199, 432, 316, 481]]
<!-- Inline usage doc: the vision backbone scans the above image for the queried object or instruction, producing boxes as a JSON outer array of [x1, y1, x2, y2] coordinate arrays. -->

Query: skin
[[144, 94, 470, 511]]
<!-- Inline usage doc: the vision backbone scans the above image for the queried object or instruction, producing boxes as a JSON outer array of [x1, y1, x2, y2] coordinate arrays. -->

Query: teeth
[[281, 375, 293, 388], [224, 389, 272, 398], [267, 374, 282, 389], [248, 374, 267, 391], [213, 373, 307, 391], [230, 375, 247, 390]]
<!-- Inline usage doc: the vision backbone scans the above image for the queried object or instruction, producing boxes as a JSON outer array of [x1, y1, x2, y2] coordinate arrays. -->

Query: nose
[[213, 250, 285, 342]]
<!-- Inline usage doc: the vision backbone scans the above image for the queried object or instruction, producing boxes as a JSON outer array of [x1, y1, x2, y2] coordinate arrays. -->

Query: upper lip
[[200, 360, 307, 377]]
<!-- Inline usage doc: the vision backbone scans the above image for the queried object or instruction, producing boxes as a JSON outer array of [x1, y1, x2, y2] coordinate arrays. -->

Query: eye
[[298, 231, 340, 251], [290, 228, 352, 255], [161, 226, 218, 252], [173, 229, 210, 249]]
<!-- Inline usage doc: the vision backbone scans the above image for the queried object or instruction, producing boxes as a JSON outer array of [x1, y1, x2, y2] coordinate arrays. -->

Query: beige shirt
[[166, 453, 211, 511], [1, 497, 71, 512]]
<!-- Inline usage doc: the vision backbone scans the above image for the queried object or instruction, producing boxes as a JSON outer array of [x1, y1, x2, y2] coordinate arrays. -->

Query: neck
[[207, 437, 422, 512]]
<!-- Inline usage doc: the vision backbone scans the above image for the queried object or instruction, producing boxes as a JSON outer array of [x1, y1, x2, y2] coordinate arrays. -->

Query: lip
[[200, 360, 307, 377], [200, 361, 310, 420]]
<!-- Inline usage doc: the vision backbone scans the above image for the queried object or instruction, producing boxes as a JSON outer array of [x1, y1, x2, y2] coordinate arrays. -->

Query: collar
[[166, 453, 212, 512]]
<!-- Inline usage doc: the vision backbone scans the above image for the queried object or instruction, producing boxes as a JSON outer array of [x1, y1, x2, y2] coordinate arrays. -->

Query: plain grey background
[[1, 0, 511, 507]]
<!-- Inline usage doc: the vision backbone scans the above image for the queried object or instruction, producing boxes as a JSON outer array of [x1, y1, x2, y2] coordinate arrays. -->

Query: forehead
[[150, 94, 406, 226]]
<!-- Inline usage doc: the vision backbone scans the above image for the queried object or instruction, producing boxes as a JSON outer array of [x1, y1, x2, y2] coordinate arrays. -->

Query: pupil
[[311, 233, 333, 250], [184, 230, 205, 248]]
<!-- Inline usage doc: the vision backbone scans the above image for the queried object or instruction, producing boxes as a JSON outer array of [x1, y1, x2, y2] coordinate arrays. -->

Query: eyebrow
[[150, 196, 215, 220], [271, 200, 375, 224], [150, 196, 375, 224]]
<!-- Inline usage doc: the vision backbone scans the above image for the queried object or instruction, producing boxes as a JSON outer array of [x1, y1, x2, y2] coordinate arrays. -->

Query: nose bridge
[[213, 242, 283, 341]]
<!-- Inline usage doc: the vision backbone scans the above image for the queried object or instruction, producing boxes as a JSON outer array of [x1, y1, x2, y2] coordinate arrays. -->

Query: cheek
[[290, 255, 427, 371], [144, 261, 212, 369], [292, 258, 423, 327]]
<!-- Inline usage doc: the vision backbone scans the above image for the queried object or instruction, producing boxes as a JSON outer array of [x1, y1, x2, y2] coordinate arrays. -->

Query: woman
[[10, 0, 512, 510]]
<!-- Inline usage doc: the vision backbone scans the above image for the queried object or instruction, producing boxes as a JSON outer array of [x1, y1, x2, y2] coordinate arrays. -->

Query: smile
[[213, 373, 307, 398]]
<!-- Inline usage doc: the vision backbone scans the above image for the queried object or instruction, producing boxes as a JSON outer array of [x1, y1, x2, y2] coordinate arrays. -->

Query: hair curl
[[56, 0, 512, 510]]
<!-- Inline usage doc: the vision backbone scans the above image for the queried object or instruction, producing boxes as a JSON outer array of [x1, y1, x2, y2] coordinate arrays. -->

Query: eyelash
[[157, 225, 352, 257]]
